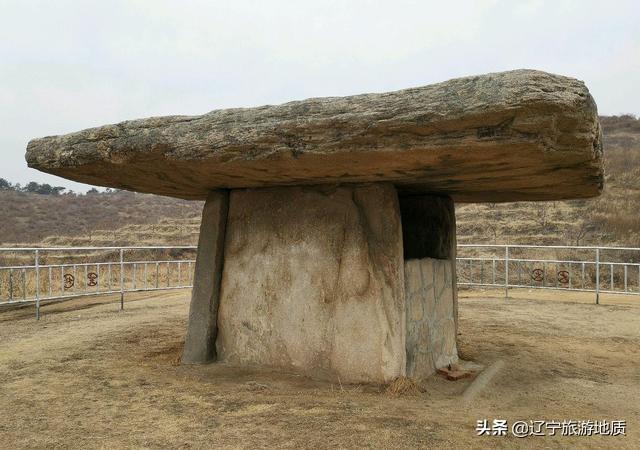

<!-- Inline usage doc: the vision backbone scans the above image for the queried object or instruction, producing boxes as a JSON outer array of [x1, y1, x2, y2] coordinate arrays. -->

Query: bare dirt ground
[[1, 289, 638, 449]]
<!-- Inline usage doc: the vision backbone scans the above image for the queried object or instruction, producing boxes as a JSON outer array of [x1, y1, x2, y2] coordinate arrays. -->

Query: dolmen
[[26, 70, 603, 383]]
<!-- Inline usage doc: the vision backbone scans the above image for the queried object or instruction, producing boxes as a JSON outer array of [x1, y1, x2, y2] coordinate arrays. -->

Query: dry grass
[[385, 376, 425, 397], [0, 190, 202, 246], [0, 290, 638, 448]]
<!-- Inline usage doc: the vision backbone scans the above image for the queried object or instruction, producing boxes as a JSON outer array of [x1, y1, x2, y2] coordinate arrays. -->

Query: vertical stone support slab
[[181, 190, 229, 364], [400, 195, 458, 379], [216, 183, 405, 383], [450, 207, 458, 335]]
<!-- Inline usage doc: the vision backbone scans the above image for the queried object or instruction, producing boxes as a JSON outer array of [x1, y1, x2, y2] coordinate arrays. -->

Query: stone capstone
[[26, 70, 603, 203]]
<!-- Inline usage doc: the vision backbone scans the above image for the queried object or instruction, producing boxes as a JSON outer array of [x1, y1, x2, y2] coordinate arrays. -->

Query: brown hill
[[1, 115, 638, 248], [456, 115, 640, 247], [0, 190, 203, 247]]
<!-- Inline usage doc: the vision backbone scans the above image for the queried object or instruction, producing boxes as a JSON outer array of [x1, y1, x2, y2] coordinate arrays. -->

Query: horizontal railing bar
[[5, 259, 636, 270], [459, 282, 640, 296], [0, 244, 638, 252], [0, 260, 197, 270], [0, 285, 192, 306], [458, 244, 640, 251], [0, 246, 197, 252], [457, 257, 640, 266], [0, 245, 638, 256]]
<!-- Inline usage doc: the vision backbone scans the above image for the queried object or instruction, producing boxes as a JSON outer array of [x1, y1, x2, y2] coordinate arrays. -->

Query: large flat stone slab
[[215, 183, 405, 383], [26, 70, 603, 202]]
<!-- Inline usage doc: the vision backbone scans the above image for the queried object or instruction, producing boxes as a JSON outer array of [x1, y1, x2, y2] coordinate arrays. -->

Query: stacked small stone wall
[[400, 194, 458, 379], [405, 258, 458, 378]]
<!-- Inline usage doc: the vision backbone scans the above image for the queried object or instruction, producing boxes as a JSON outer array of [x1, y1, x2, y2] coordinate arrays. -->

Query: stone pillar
[[216, 184, 406, 383], [400, 195, 459, 379], [450, 206, 458, 335], [181, 190, 229, 364]]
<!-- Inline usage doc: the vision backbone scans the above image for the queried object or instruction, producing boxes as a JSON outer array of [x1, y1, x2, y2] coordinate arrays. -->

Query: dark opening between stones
[[399, 194, 455, 260]]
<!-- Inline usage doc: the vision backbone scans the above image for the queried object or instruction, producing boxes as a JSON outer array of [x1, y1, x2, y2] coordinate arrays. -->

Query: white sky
[[1, 0, 639, 191]]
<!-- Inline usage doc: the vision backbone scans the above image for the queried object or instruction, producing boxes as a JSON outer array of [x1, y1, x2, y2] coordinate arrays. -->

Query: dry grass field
[[1, 290, 638, 449]]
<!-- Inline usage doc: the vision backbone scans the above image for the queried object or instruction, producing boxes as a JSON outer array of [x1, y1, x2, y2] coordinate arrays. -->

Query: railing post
[[504, 246, 509, 298], [595, 248, 600, 305], [35, 249, 40, 320], [119, 248, 124, 310], [492, 258, 496, 285]]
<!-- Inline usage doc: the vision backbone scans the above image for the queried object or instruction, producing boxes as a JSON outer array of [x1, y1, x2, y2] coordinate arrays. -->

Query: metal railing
[[1, 244, 638, 319], [0, 246, 197, 318], [457, 244, 640, 303]]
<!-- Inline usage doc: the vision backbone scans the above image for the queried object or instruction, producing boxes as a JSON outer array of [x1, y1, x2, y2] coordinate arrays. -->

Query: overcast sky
[[1, 0, 639, 191]]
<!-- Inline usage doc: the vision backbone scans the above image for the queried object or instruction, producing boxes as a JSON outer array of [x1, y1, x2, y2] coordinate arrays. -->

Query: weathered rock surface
[[400, 195, 458, 332], [405, 258, 458, 379], [402, 194, 458, 379], [26, 70, 603, 202], [181, 190, 229, 364], [216, 183, 406, 383]]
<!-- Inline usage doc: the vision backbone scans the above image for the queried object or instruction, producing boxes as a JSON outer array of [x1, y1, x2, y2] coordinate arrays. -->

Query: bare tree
[[571, 219, 592, 246], [487, 223, 500, 244], [537, 203, 549, 229]]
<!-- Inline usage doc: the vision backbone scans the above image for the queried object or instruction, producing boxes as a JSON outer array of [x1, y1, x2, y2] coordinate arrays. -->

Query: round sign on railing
[[557, 270, 569, 284], [87, 272, 98, 287], [63, 274, 75, 289], [531, 268, 544, 282]]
